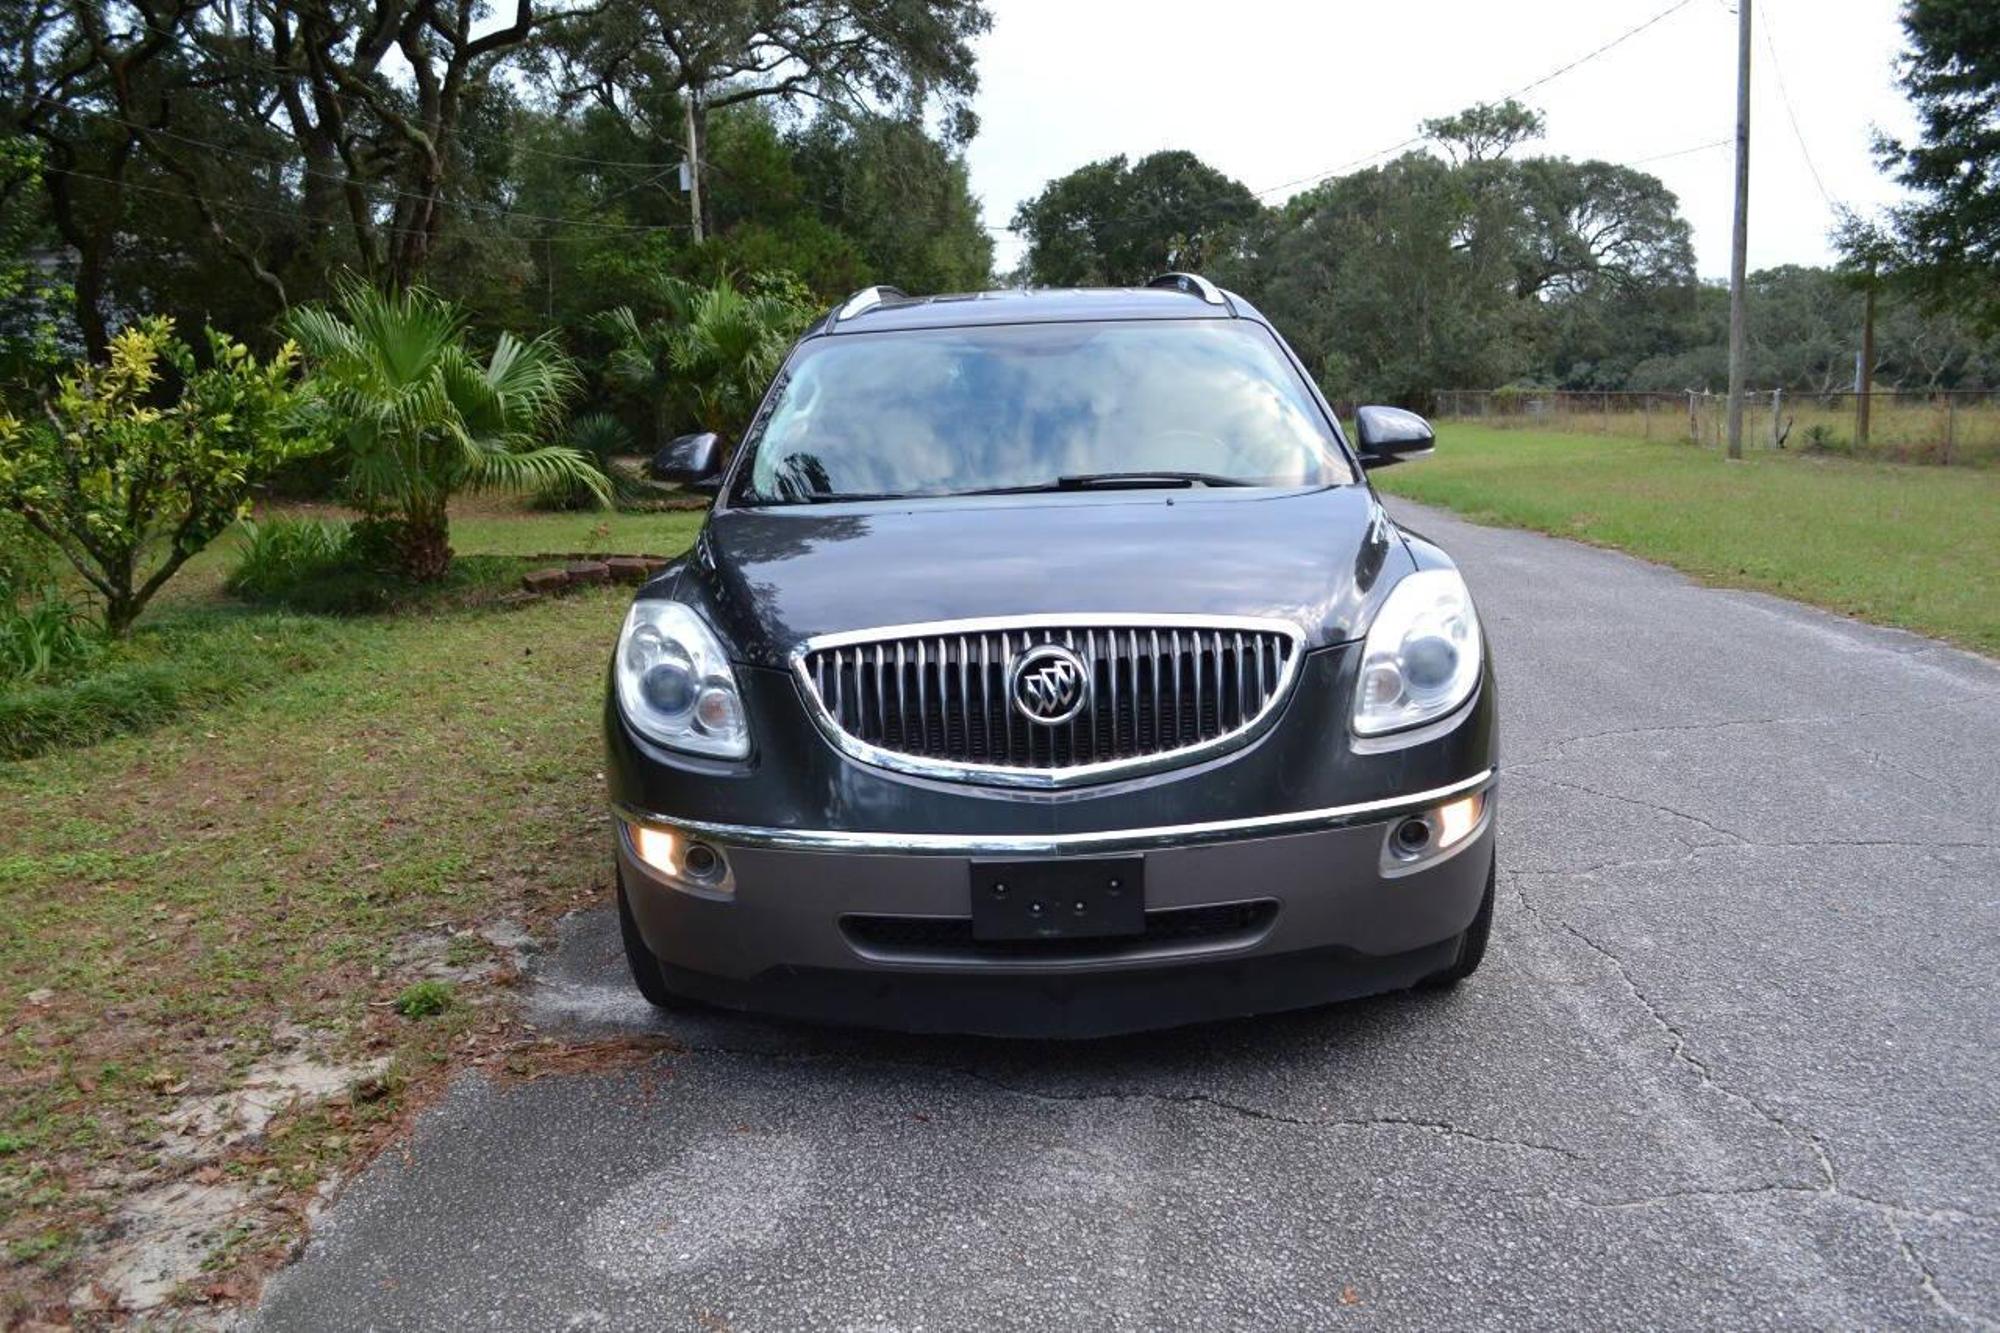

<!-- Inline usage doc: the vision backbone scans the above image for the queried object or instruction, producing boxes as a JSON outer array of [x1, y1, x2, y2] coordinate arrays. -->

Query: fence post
[[1644, 396, 1653, 440], [1603, 393, 1612, 436], [1944, 394, 1956, 466], [1687, 390, 1699, 443], [1770, 388, 1781, 448]]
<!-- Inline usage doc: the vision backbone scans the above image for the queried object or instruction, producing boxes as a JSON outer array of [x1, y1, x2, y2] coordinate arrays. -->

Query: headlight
[[615, 601, 750, 759], [1352, 569, 1482, 736]]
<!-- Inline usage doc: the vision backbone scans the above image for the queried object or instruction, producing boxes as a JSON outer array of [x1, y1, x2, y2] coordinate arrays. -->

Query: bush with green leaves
[[225, 515, 523, 616], [534, 412, 638, 511], [225, 517, 350, 600], [0, 590, 98, 684], [600, 273, 816, 448], [286, 281, 607, 581], [0, 318, 321, 636]]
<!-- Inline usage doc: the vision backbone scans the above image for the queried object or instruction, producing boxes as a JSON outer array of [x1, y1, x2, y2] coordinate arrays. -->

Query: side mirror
[[651, 432, 722, 491], [1354, 406, 1436, 468]]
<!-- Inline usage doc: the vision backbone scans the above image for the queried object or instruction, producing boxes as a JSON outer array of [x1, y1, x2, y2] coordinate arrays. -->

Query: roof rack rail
[[834, 285, 910, 323], [1146, 272, 1228, 307]]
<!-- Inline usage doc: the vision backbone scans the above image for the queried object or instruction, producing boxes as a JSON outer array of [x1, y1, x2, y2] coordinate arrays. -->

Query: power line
[[1249, 0, 1700, 199], [1757, 0, 1834, 205], [1621, 136, 1731, 167]]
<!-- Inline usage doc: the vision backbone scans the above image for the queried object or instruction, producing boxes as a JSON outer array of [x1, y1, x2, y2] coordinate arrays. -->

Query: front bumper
[[613, 774, 1497, 1037]]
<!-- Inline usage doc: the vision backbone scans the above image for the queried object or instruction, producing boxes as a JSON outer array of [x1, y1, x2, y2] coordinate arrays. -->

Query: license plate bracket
[[969, 857, 1145, 941]]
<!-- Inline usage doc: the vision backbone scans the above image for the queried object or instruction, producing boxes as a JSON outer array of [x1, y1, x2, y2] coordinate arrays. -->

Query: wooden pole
[[1725, 0, 1753, 460], [684, 92, 705, 245], [1856, 285, 1875, 448]]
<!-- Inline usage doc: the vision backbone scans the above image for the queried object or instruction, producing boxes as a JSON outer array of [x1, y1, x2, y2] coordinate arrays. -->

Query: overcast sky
[[963, 0, 1917, 280]]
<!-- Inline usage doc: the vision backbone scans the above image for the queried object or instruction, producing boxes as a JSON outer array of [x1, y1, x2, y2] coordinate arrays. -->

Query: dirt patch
[[67, 1179, 261, 1319], [159, 1050, 391, 1164]]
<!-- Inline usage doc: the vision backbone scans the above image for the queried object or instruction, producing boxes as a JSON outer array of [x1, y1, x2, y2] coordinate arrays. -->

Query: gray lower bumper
[[613, 778, 1497, 1035]]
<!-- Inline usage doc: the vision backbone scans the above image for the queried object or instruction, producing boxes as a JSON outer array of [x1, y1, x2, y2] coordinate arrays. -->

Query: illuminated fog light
[[629, 823, 680, 876], [1434, 793, 1483, 850]]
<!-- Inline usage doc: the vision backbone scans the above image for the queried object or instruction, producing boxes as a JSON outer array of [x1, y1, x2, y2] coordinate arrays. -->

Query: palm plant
[[535, 411, 642, 511], [600, 275, 813, 447], [287, 281, 605, 579]]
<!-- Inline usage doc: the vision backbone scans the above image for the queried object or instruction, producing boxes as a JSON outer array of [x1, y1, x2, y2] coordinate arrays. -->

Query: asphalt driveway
[[255, 501, 2000, 1330]]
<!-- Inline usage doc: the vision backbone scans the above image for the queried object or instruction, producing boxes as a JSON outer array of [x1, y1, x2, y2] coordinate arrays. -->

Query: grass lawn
[[1374, 425, 2000, 657], [0, 502, 702, 1320]]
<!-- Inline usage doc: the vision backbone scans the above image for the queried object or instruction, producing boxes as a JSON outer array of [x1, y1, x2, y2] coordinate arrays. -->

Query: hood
[[680, 486, 1409, 668]]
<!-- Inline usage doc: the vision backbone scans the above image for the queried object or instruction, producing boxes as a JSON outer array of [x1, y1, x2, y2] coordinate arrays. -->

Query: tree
[[1250, 153, 1529, 403], [529, 0, 991, 237], [1012, 150, 1263, 286], [1875, 0, 2000, 332], [0, 134, 66, 379], [1421, 99, 1546, 166], [0, 318, 318, 634], [791, 113, 992, 292], [285, 282, 602, 579]]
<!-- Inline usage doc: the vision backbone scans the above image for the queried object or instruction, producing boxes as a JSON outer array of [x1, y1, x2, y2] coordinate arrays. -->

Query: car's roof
[[813, 286, 1255, 336]]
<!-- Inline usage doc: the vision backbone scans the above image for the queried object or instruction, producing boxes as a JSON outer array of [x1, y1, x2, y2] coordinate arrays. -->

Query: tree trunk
[[396, 501, 454, 581]]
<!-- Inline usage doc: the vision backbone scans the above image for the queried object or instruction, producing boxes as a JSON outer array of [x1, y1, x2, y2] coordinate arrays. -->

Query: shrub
[[0, 318, 322, 635], [225, 517, 350, 603], [599, 272, 816, 448], [0, 612, 341, 759], [0, 591, 100, 684], [225, 516, 525, 616], [286, 281, 605, 581], [535, 412, 636, 511]]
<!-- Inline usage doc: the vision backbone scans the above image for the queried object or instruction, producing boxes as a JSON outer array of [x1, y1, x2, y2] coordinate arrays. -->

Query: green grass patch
[[393, 980, 454, 1018], [0, 504, 707, 1312], [0, 611, 347, 759], [1375, 425, 2000, 656], [448, 508, 706, 558]]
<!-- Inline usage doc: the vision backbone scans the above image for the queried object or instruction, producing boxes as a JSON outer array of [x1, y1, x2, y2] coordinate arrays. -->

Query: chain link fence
[[1429, 388, 2000, 467]]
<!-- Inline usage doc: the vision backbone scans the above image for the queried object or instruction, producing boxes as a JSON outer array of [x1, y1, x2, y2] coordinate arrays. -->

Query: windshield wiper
[[1055, 471, 1250, 490], [957, 472, 1252, 496], [771, 472, 1254, 504]]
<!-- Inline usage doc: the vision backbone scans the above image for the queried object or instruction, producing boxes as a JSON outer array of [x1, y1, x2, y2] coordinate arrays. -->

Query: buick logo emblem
[[1009, 644, 1090, 725]]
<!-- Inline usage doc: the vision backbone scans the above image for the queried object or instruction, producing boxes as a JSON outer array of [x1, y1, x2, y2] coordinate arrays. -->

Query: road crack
[[1510, 875, 1993, 1327], [1504, 769, 1749, 844], [664, 1040, 1579, 1160]]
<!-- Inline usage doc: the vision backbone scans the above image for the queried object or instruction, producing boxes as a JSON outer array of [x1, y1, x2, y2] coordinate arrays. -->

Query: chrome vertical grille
[[794, 616, 1301, 786]]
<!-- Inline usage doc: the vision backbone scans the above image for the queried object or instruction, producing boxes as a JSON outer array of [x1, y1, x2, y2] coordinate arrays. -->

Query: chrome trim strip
[[613, 769, 1495, 856], [788, 613, 1306, 789]]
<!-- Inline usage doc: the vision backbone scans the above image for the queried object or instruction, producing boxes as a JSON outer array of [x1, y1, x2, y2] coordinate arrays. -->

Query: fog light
[[681, 840, 723, 883], [1434, 793, 1483, 850], [629, 823, 679, 876]]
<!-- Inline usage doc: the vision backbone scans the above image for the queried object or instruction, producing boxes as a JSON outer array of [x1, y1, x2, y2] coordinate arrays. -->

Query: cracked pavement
[[254, 502, 1999, 1330]]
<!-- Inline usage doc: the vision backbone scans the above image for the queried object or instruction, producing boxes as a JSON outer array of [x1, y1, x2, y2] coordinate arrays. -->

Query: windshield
[[731, 320, 1353, 504]]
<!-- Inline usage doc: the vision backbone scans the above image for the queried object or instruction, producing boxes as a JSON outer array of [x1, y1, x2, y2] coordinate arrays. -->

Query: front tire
[[616, 871, 688, 1010], [1418, 855, 1495, 989]]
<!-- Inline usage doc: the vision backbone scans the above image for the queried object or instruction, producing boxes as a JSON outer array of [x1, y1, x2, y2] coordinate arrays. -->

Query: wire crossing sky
[[966, 0, 1915, 279]]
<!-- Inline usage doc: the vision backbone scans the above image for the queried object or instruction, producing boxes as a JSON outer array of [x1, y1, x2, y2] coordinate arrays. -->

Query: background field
[[1372, 424, 2000, 656]]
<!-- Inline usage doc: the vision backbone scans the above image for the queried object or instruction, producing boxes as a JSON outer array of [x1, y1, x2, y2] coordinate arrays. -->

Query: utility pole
[[1724, 0, 1753, 461], [1856, 281, 1876, 447], [683, 92, 704, 245]]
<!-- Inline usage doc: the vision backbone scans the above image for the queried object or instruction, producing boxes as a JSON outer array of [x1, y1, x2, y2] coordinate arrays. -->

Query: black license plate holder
[[969, 858, 1145, 941]]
